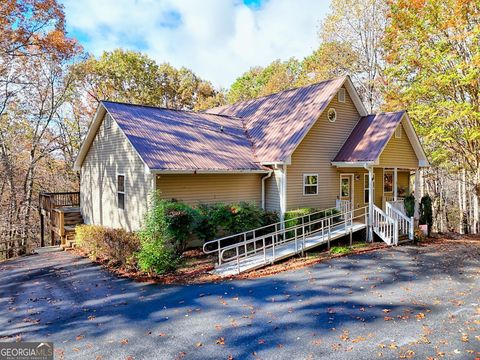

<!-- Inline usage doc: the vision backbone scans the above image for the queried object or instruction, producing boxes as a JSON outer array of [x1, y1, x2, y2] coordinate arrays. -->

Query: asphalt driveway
[[0, 240, 479, 360]]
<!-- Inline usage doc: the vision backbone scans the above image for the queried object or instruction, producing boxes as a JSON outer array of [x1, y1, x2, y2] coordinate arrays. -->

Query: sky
[[61, 0, 331, 88]]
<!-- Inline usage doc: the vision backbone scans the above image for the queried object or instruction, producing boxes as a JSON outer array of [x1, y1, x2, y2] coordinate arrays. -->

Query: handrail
[[216, 206, 368, 272], [203, 205, 341, 255], [372, 205, 398, 245], [386, 202, 414, 241]]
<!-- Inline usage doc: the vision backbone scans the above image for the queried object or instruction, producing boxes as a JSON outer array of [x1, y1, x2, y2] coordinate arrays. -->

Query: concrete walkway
[[0, 241, 479, 360]]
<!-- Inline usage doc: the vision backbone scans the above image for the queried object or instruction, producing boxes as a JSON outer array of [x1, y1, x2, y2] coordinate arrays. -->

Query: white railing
[[336, 199, 351, 214], [386, 202, 414, 241], [203, 206, 368, 274], [203, 205, 340, 265], [372, 205, 398, 245]]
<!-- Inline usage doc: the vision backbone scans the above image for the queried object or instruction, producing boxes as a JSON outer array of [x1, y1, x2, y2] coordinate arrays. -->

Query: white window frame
[[303, 173, 318, 196], [328, 108, 337, 123], [338, 88, 346, 103], [364, 173, 375, 204], [395, 124, 402, 138], [117, 173, 125, 210]]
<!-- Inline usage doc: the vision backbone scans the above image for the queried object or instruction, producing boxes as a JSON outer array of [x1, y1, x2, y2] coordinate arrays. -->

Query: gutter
[[261, 169, 273, 210]]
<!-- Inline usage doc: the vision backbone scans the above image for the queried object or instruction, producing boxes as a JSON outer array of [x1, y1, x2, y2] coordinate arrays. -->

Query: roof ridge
[[207, 75, 347, 113]]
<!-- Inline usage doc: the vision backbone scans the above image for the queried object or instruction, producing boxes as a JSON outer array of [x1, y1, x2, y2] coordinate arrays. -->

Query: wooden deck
[[39, 192, 83, 248]]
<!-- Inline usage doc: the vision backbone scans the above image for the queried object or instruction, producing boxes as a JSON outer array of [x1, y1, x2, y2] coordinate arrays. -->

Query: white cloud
[[62, 0, 330, 88]]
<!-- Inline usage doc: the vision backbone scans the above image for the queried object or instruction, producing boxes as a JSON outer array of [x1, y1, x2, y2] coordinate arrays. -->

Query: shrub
[[194, 201, 277, 241], [404, 194, 415, 217], [75, 225, 140, 271], [136, 237, 179, 275], [136, 194, 194, 274], [419, 194, 433, 235], [284, 207, 339, 238]]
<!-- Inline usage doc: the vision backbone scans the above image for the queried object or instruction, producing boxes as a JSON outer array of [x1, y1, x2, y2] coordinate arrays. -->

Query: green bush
[[194, 201, 277, 241], [136, 237, 179, 275], [419, 194, 433, 235], [404, 194, 415, 217], [75, 225, 140, 271], [136, 194, 184, 274], [283, 207, 339, 239]]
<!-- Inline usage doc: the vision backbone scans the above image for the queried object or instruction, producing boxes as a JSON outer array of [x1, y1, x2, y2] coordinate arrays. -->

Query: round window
[[328, 108, 336, 122]]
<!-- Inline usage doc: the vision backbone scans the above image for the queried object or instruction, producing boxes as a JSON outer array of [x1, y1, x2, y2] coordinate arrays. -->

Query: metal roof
[[102, 101, 265, 172], [333, 111, 406, 163], [207, 76, 348, 163]]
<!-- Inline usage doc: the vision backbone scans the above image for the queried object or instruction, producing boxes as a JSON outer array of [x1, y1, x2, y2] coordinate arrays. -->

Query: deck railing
[[39, 192, 80, 213]]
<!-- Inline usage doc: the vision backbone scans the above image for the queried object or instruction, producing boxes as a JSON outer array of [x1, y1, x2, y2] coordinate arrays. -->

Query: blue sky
[[62, 0, 331, 88]]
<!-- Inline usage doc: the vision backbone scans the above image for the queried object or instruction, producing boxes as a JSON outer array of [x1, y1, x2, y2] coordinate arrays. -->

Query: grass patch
[[330, 246, 352, 255]]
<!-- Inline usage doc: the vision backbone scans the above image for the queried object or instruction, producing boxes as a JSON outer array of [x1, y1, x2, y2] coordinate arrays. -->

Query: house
[[73, 75, 428, 242]]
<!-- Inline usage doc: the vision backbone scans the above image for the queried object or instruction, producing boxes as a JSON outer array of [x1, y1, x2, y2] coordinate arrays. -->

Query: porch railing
[[386, 202, 414, 241], [372, 204, 398, 245]]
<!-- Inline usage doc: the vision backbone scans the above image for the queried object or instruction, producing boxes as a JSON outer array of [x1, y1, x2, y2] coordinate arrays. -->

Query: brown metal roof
[[333, 111, 406, 163], [102, 101, 265, 172], [207, 76, 347, 163]]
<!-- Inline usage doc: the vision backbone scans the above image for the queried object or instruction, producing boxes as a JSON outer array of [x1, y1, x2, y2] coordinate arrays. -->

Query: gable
[[378, 121, 420, 168], [291, 85, 362, 162], [207, 75, 367, 164]]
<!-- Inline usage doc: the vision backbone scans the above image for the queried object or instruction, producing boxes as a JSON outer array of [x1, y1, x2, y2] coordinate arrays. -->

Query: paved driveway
[[1, 241, 479, 360]]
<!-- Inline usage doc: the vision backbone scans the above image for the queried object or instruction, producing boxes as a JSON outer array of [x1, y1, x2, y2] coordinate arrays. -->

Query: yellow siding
[[80, 114, 151, 231], [379, 123, 419, 168], [287, 86, 361, 210], [156, 174, 261, 206], [397, 171, 410, 195]]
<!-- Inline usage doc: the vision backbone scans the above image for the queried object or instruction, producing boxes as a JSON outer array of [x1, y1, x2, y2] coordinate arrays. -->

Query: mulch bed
[[71, 234, 480, 285]]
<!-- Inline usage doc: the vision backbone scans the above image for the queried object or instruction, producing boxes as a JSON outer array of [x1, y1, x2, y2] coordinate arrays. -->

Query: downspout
[[281, 164, 287, 223], [261, 169, 273, 210]]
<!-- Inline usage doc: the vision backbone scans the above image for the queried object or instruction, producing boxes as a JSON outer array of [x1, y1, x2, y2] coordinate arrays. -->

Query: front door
[[340, 174, 353, 207]]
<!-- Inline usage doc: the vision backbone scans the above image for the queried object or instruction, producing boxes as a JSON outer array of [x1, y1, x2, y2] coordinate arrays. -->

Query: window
[[364, 173, 375, 203], [384, 171, 393, 193], [395, 125, 402, 138], [328, 108, 336, 123], [117, 175, 125, 210], [338, 88, 346, 103], [341, 177, 350, 197], [303, 174, 318, 195]]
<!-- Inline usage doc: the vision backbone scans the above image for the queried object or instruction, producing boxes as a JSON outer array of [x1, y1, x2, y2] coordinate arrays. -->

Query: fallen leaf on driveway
[[216, 337, 225, 345]]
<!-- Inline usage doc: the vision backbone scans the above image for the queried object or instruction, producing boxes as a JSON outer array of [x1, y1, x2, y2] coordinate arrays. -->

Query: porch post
[[367, 167, 374, 242], [414, 169, 420, 222], [393, 167, 398, 201]]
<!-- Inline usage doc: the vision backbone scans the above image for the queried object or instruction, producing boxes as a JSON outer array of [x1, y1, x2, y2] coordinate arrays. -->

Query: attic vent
[[104, 114, 112, 129], [395, 124, 402, 138], [338, 88, 346, 103]]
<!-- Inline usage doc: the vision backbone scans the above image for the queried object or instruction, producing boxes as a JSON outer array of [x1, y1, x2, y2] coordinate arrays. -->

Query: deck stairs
[[204, 201, 414, 276]]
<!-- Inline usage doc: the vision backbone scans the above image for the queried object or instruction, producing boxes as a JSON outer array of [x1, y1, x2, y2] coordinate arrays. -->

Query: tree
[[227, 58, 302, 103], [0, 0, 81, 255], [383, 0, 480, 233], [319, 0, 388, 112], [299, 41, 359, 85]]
